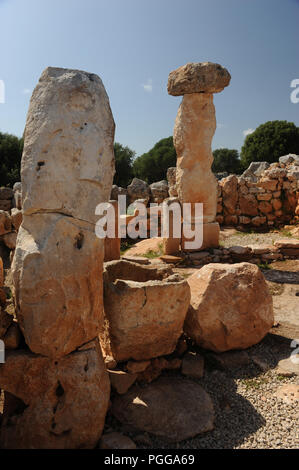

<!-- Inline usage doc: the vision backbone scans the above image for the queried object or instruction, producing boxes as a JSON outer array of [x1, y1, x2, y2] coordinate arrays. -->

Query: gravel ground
[[220, 228, 295, 248], [132, 335, 299, 450]]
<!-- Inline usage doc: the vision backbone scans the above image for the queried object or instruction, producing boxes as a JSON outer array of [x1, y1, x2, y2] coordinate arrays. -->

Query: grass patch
[[280, 229, 293, 238], [241, 377, 268, 390], [257, 262, 272, 270], [142, 243, 164, 259]]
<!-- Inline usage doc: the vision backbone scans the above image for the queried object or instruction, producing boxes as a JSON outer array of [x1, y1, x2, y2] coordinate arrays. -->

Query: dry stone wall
[[216, 159, 299, 228]]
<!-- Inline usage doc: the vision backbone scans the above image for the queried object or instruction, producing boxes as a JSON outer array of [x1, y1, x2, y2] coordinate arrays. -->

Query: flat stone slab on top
[[168, 62, 231, 96]]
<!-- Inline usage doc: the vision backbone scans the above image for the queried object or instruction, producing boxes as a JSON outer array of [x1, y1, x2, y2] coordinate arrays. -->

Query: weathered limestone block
[[174, 93, 217, 222], [0, 341, 110, 449], [241, 162, 270, 182], [168, 62, 231, 95], [12, 215, 104, 358], [21, 67, 115, 222], [101, 260, 190, 361], [127, 178, 150, 205], [221, 175, 238, 215], [11, 67, 115, 358], [150, 180, 169, 204], [184, 263, 274, 352], [239, 193, 258, 216]]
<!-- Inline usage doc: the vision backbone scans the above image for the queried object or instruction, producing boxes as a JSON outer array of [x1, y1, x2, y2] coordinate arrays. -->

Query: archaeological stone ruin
[[0, 62, 298, 449]]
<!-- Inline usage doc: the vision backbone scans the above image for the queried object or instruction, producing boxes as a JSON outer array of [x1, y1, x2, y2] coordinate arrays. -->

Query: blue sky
[[0, 0, 298, 156]]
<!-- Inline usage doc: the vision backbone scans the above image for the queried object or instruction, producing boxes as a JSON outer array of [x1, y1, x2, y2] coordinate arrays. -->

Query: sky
[[0, 0, 298, 157]]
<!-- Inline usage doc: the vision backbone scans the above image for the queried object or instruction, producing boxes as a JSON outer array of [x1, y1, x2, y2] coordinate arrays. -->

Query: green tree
[[241, 120, 299, 169], [133, 136, 176, 184], [212, 148, 242, 174], [113, 142, 135, 187], [0, 132, 23, 187]]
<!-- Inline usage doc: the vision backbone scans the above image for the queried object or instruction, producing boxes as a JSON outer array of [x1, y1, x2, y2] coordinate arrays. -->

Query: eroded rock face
[[101, 260, 191, 361], [11, 67, 115, 358], [0, 341, 110, 449], [168, 62, 231, 96], [184, 262, 274, 352], [111, 377, 214, 443]]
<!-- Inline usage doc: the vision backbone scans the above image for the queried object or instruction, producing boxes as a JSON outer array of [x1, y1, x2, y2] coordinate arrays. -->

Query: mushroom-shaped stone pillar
[[167, 62, 231, 251]]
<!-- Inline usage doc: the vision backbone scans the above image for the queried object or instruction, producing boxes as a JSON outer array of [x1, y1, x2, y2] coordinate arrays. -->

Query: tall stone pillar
[[168, 62, 231, 251], [0, 67, 115, 448]]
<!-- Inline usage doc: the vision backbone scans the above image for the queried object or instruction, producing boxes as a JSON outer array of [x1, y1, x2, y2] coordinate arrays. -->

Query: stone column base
[[181, 222, 220, 252]]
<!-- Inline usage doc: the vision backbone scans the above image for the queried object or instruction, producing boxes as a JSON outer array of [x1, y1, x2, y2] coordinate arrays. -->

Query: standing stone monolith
[[12, 67, 115, 358], [0, 67, 114, 449], [167, 62, 231, 251]]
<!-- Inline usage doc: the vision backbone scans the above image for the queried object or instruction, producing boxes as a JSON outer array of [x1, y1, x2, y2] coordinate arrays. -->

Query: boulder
[[168, 62, 231, 95], [0, 342, 110, 449], [241, 162, 270, 182], [184, 263, 274, 352], [110, 185, 128, 202], [150, 180, 169, 204], [111, 377, 214, 443], [101, 260, 190, 361], [127, 178, 150, 205], [279, 154, 299, 166]]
